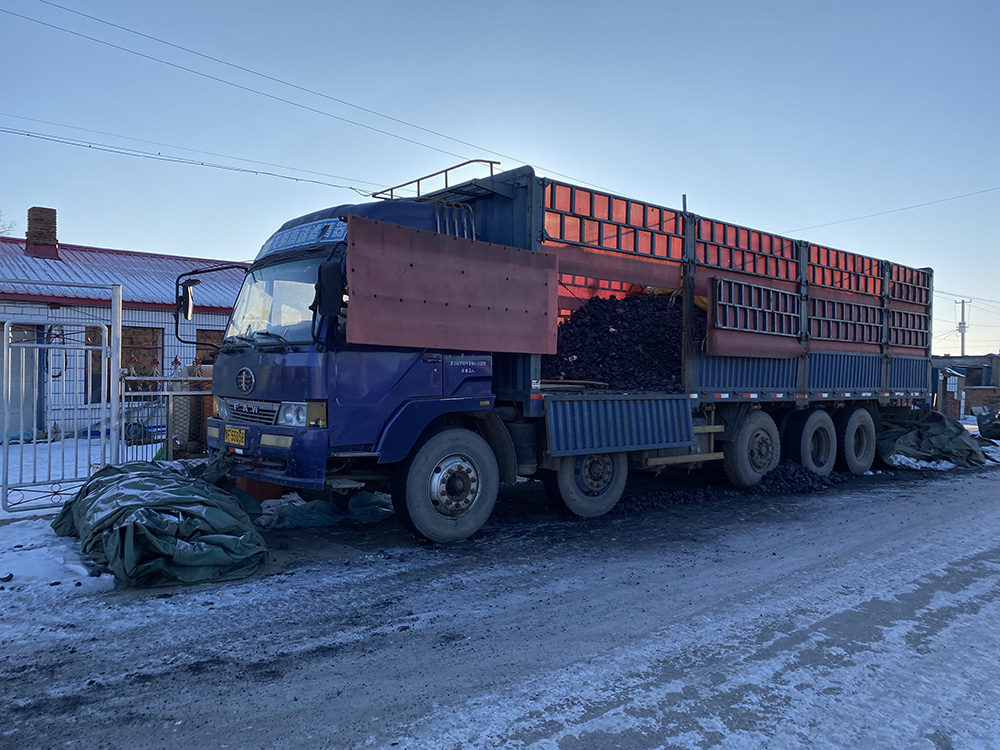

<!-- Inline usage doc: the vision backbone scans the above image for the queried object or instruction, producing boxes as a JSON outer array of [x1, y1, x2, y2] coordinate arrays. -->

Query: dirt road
[[3, 468, 1000, 748]]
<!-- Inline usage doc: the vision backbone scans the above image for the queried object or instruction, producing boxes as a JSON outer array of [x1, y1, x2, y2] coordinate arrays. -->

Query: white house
[[1, 207, 246, 439]]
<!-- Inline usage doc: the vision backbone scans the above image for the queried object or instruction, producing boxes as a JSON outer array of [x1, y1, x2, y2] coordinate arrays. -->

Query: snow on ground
[[0, 519, 114, 597], [3, 469, 1000, 749], [883, 455, 957, 471]]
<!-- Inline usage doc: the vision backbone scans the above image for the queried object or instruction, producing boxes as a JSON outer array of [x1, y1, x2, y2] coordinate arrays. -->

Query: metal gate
[[1, 282, 123, 513]]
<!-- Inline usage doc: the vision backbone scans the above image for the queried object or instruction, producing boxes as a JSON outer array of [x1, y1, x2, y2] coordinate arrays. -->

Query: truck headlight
[[277, 402, 307, 427], [215, 397, 230, 420]]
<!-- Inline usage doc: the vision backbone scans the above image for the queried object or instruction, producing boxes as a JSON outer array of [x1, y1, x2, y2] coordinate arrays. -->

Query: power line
[[11, 3, 614, 192], [0, 112, 392, 190], [12, 2, 997, 228], [783, 186, 1000, 233], [0, 7, 470, 161], [0, 126, 371, 194], [936, 289, 1000, 307], [938, 291, 1000, 303], [34, 2, 511, 164]]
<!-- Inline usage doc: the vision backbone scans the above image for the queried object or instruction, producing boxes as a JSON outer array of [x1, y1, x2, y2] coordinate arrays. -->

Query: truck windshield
[[225, 258, 319, 344]]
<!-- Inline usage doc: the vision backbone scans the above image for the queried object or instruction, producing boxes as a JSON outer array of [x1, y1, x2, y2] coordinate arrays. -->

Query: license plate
[[224, 427, 246, 447]]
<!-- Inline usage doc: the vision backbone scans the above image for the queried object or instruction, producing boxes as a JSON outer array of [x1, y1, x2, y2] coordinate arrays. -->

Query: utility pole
[[957, 300, 970, 356]]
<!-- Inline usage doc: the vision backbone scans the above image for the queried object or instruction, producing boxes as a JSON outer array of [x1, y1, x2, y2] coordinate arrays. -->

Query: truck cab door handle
[[422, 353, 442, 364]]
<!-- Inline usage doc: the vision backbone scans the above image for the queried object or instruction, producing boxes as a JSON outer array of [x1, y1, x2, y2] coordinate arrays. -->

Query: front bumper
[[206, 417, 330, 490]]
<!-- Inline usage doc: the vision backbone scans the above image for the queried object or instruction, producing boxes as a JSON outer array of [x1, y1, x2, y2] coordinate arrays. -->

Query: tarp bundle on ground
[[256, 491, 394, 529], [877, 411, 985, 469], [975, 407, 1000, 440], [52, 456, 267, 587]]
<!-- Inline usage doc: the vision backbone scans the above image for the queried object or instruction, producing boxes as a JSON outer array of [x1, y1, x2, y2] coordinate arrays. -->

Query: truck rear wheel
[[785, 409, 836, 477], [391, 428, 499, 543], [550, 452, 628, 517], [834, 407, 876, 474], [723, 411, 780, 488]]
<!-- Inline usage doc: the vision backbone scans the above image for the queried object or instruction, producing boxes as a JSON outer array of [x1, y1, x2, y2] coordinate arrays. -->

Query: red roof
[[0, 236, 247, 313]]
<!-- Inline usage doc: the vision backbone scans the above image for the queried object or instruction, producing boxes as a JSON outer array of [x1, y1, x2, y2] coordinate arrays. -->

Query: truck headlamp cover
[[277, 402, 307, 427]]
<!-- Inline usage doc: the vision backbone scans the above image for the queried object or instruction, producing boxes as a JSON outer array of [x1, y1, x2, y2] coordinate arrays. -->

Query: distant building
[[931, 354, 1000, 418], [1, 206, 246, 436]]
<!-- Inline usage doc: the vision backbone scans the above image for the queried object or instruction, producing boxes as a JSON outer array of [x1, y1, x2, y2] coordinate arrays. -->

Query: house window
[[85, 326, 106, 404], [122, 327, 164, 393], [196, 329, 224, 365], [965, 367, 985, 387], [0, 324, 38, 431]]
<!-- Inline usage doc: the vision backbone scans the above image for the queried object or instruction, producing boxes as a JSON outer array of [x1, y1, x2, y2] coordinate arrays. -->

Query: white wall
[[1, 300, 229, 436]]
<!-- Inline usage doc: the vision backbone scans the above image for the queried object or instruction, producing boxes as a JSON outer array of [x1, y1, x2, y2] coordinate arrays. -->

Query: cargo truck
[[178, 162, 933, 542]]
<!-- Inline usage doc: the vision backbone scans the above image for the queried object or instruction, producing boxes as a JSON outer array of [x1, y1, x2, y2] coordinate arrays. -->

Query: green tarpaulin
[[52, 456, 267, 587], [976, 408, 1000, 440], [877, 411, 985, 469]]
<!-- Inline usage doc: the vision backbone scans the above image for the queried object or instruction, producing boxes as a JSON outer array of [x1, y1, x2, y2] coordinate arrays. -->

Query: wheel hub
[[809, 430, 831, 464], [430, 455, 480, 517], [748, 429, 774, 472], [578, 454, 614, 494]]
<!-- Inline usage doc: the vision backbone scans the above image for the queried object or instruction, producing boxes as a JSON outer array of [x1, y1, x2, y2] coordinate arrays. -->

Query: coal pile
[[541, 294, 706, 392], [742, 462, 853, 496]]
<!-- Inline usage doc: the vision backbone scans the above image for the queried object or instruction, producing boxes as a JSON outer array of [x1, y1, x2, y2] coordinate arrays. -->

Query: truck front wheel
[[723, 411, 780, 488], [550, 452, 628, 517], [391, 428, 499, 543]]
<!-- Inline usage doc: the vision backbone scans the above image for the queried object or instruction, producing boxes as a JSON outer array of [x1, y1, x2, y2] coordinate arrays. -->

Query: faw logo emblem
[[236, 368, 255, 394]]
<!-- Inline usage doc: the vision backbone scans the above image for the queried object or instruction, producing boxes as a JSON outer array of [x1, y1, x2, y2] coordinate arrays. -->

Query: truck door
[[331, 348, 443, 446]]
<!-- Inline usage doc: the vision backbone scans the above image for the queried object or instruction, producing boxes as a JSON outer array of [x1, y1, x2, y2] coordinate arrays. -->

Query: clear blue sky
[[2, 0, 997, 354]]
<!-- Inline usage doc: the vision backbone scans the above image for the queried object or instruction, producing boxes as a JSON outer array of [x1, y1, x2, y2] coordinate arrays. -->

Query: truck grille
[[222, 398, 279, 426]]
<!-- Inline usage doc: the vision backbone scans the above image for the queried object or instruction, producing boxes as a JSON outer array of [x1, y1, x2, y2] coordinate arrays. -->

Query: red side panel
[[545, 242, 683, 289], [345, 216, 558, 354], [707, 328, 805, 358], [543, 241, 683, 323]]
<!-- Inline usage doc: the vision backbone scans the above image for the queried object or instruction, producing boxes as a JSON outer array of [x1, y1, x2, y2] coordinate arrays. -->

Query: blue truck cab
[[203, 195, 513, 539]]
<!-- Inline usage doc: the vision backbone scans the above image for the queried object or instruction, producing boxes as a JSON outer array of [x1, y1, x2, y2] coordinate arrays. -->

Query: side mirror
[[315, 259, 344, 318], [177, 279, 200, 321]]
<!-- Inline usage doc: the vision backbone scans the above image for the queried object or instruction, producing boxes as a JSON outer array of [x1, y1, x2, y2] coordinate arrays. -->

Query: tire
[[550, 452, 628, 517], [834, 407, 876, 475], [390, 428, 499, 543], [785, 409, 837, 477], [723, 411, 780, 488]]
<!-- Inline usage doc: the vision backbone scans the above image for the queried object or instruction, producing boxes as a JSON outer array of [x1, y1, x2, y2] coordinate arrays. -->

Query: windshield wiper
[[219, 334, 253, 352], [219, 331, 297, 352], [251, 331, 292, 350]]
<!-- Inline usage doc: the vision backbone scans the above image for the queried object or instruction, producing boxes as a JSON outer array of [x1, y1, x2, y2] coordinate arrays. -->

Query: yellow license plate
[[224, 427, 246, 446]]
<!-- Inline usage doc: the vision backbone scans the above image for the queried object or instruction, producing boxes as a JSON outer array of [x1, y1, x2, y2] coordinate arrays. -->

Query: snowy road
[[2, 467, 1000, 749]]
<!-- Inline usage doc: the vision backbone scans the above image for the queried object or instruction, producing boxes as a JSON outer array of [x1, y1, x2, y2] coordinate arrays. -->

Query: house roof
[[0, 236, 247, 313]]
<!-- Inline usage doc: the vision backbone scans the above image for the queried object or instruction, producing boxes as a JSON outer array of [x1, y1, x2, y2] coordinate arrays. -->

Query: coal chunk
[[541, 294, 705, 392]]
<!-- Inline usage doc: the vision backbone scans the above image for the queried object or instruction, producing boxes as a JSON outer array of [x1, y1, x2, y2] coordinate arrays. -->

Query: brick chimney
[[26, 206, 60, 260]]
